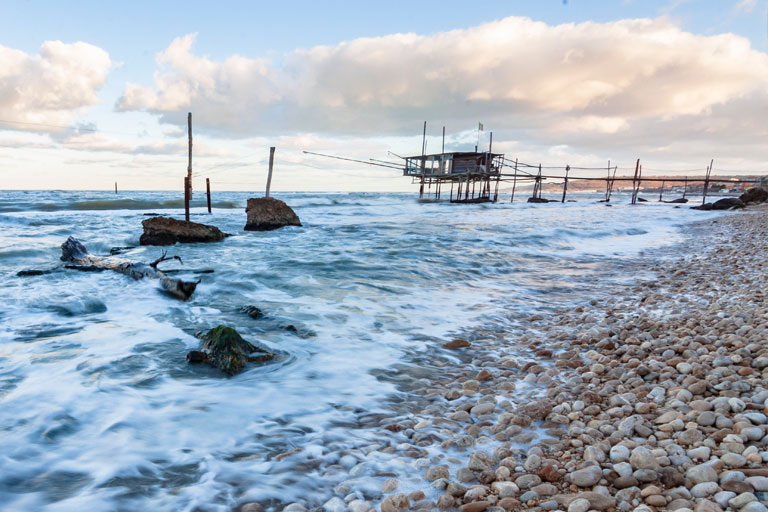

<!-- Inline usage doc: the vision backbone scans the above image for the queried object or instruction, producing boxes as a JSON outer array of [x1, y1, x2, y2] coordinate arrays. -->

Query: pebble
[[691, 482, 719, 498], [567, 498, 590, 512], [569, 465, 602, 487]]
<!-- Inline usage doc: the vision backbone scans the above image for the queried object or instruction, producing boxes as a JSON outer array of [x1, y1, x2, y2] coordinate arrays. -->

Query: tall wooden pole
[[206, 178, 212, 213], [265, 146, 275, 198], [631, 158, 640, 205], [510, 158, 518, 203], [184, 176, 190, 222], [441, 126, 445, 154], [187, 112, 192, 198], [702, 159, 714, 205], [561, 165, 570, 203], [114, 182, 118, 194]]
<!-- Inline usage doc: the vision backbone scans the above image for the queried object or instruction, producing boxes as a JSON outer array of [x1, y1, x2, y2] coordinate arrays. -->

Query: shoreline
[[269, 205, 768, 512]]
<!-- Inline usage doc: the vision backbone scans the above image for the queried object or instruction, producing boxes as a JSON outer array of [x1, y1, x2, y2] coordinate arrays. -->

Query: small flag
[[478, 122, 484, 131]]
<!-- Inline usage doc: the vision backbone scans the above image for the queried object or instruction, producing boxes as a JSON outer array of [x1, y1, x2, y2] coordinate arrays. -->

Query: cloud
[[734, 0, 757, 13], [117, 18, 768, 147], [0, 41, 111, 131]]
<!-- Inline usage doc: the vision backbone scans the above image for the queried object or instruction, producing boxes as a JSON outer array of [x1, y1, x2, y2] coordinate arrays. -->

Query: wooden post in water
[[510, 158, 518, 203], [114, 182, 118, 194], [659, 181, 664, 202], [561, 165, 570, 203], [184, 176, 190, 222], [631, 159, 640, 205], [604, 161, 611, 202], [265, 146, 275, 198], [683, 176, 688, 199], [206, 178, 212, 213], [702, 159, 714, 205]]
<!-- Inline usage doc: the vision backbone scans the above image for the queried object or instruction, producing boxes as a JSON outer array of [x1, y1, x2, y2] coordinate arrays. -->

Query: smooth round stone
[[720, 471, 746, 483], [645, 495, 666, 507], [610, 445, 630, 462], [691, 482, 718, 498], [697, 411, 716, 426], [676, 362, 693, 374], [519, 491, 538, 503], [630, 447, 658, 470], [567, 498, 591, 512], [744, 412, 767, 424], [613, 462, 633, 478], [570, 465, 602, 487], [687, 446, 711, 461], [686, 464, 718, 484], [745, 476, 768, 491], [729, 492, 758, 508], [722, 453, 747, 467], [633, 469, 658, 483], [741, 427, 764, 441], [714, 491, 737, 508], [741, 503, 768, 512]]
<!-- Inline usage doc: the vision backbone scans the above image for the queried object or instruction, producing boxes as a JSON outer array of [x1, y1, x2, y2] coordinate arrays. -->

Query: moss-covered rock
[[190, 325, 274, 375]]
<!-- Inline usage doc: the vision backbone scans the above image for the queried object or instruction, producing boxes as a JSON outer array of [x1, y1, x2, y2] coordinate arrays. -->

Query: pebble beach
[[273, 205, 768, 512]]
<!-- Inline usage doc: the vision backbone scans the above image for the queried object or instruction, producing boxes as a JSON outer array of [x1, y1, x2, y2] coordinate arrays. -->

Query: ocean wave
[[0, 199, 242, 212]]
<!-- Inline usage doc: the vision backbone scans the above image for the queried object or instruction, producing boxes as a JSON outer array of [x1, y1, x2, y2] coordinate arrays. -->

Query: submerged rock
[[240, 305, 264, 319], [693, 198, 745, 211], [663, 198, 689, 204], [527, 197, 556, 203], [188, 325, 274, 375], [244, 197, 301, 231], [140, 216, 229, 245]]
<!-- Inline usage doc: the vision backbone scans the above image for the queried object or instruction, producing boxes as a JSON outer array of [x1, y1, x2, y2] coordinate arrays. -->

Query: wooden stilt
[[561, 165, 570, 203], [510, 158, 518, 203], [683, 176, 688, 199], [206, 178, 212, 213], [114, 182, 118, 194], [631, 159, 640, 205], [702, 159, 714, 205], [265, 147, 275, 198], [659, 181, 664, 202], [184, 176, 190, 222]]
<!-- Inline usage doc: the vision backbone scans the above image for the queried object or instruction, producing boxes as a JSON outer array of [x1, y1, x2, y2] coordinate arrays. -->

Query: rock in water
[[140, 217, 228, 246], [189, 325, 274, 375], [693, 198, 745, 211], [244, 197, 301, 231], [740, 188, 768, 204]]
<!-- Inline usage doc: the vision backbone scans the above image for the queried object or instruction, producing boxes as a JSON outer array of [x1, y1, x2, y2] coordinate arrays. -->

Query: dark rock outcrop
[[244, 198, 301, 231], [740, 187, 768, 204], [663, 198, 688, 204], [527, 197, 555, 203], [140, 216, 228, 246], [692, 198, 745, 211], [240, 305, 264, 319], [187, 325, 274, 376]]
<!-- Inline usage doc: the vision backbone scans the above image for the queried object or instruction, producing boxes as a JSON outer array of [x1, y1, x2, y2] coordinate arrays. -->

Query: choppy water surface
[[0, 190, 718, 510]]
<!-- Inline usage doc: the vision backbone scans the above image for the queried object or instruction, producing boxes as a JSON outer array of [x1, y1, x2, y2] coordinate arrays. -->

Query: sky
[[0, 0, 766, 191]]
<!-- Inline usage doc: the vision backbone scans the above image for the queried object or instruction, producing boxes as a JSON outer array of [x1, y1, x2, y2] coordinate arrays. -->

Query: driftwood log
[[60, 236, 199, 300]]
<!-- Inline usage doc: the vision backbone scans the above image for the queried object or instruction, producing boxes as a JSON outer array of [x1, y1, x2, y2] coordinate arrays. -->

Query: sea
[[0, 190, 720, 511]]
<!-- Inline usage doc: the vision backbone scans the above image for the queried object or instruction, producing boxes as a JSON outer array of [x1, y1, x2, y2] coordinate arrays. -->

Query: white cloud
[[0, 41, 111, 130], [734, 0, 757, 13], [116, 17, 768, 147]]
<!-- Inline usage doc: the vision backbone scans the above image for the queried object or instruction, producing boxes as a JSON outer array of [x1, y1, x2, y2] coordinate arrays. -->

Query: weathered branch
[[60, 236, 199, 300], [150, 250, 183, 269]]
